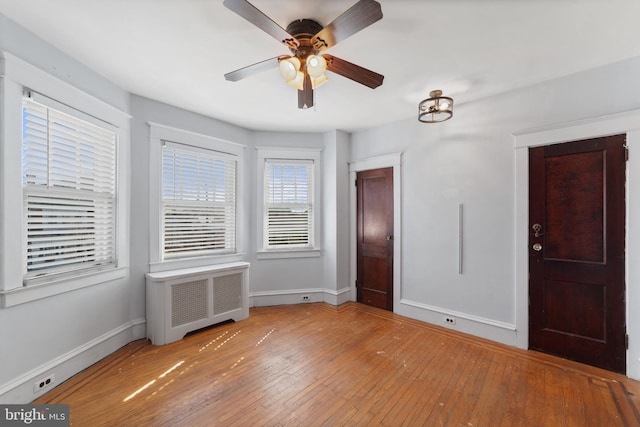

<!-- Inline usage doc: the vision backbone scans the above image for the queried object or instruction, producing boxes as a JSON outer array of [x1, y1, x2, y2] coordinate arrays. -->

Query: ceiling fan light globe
[[279, 57, 301, 81], [279, 61, 296, 81], [286, 71, 305, 90], [311, 74, 328, 89], [306, 55, 327, 78]]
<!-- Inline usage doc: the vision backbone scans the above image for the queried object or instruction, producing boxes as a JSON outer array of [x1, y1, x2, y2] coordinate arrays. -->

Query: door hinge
[[355, 179, 358, 187], [626, 334, 629, 350], [624, 145, 629, 161]]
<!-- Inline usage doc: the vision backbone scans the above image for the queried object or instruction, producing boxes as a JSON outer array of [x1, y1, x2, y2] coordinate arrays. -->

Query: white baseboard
[[0, 319, 146, 404], [250, 287, 352, 307], [398, 299, 517, 347], [323, 287, 351, 306], [249, 292, 517, 346]]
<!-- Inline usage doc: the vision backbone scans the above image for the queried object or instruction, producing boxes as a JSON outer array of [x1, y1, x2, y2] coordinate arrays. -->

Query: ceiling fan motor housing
[[286, 19, 325, 57]]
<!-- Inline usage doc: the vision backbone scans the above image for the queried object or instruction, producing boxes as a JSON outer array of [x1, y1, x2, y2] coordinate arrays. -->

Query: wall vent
[[146, 262, 250, 345]]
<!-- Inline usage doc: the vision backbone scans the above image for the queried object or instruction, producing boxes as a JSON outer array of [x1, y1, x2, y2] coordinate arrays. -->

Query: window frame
[[22, 92, 119, 283], [161, 141, 237, 259], [0, 52, 130, 308], [256, 147, 322, 259], [148, 123, 245, 273]]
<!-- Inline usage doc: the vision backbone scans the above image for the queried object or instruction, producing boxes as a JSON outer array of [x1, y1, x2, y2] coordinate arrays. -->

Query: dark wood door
[[357, 167, 393, 311], [529, 134, 626, 373]]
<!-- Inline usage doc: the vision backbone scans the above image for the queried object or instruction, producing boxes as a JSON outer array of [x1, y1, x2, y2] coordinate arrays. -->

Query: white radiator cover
[[145, 262, 250, 345]]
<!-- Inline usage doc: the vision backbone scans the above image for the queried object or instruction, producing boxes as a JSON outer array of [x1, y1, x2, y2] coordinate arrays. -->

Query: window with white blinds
[[162, 142, 237, 258], [264, 159, 314, 248], [22, 96, 117, 280]]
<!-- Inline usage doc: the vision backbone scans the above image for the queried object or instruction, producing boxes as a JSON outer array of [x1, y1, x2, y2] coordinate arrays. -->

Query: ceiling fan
[[223, 0, 384, 109]]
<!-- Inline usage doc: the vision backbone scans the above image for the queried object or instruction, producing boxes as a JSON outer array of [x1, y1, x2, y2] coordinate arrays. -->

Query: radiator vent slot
[[171, 279, 208, 327], [213, 273, 242, 315]]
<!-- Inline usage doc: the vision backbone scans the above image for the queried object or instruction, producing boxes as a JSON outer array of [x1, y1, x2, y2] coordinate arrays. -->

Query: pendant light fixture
[[418, 90, 453, 123]]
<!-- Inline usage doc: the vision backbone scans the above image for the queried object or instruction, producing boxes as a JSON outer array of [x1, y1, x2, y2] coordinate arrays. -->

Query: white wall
[[249, 131, 328, 305], [322, 130, 351, 305], [0, 16, 141, 403], [350, 57, 640, 376], [351, 110, 516, 338], [0, 15, 128, 112], [130, 103, 336, 308], [626, 129, 640, 380], [129, 95, 253, 323]]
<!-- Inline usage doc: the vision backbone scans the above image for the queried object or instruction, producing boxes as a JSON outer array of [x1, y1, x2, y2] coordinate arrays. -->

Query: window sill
[[0, 267, 129, 308], [256, 249, 322, 260], [149, 253, 246, 273]]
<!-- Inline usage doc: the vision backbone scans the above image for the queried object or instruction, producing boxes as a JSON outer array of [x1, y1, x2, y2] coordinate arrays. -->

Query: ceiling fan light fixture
[[311, 74, 328, 89], [286, 71, 305, 90], [306, 55, 327, 78], [223, 0, 385, 109], [279, 56, 301, 81], [418, 90, 454, 123]]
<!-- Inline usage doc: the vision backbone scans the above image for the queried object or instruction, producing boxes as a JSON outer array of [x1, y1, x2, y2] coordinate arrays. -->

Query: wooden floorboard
[[35, 302, 640, 426]]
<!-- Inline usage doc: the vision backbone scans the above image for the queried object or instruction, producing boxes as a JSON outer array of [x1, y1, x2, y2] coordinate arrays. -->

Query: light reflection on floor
[[123, 379, 157, 402], [121, 326, 278, 403], [256, 329, 275, 347]]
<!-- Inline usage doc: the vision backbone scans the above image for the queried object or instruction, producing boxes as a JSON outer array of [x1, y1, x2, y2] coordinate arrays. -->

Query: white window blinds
[[162, 142, 237, 258], [264, 159, 313, 248], [22, 95, 117, 279]]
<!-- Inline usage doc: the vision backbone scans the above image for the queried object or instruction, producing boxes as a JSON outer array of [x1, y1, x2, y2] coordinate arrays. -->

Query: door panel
[[544, 150, 604, 262], [357, 168, 393, 311], [529, 134, 626, 374]]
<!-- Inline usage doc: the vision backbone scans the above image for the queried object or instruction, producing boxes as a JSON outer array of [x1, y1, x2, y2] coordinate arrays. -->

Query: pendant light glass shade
[[279, 57, 301, 81], [287, 71, 305, 90], [306, 55, 327, 78], [311, 74, 328, 89]]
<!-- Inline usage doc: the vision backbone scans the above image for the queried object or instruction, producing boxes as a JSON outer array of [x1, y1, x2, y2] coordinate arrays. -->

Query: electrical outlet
[[444, 316, 456, 325], [34, 374, 55, 393], [301, 295, 310, 301]]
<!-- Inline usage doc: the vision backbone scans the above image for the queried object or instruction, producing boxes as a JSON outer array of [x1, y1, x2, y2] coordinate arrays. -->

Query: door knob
[[533, 243, 542, 252]]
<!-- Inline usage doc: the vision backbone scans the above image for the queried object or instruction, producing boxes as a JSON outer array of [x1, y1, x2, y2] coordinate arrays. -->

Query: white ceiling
[[1, 0, 640, 132]]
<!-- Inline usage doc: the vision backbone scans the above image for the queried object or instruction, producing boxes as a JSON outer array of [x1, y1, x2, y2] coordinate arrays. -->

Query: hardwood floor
[[36, 303, 640, 426]]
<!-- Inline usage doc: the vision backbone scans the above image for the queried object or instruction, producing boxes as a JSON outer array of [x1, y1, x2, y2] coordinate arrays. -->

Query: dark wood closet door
[[529, 134, 626, 373], [357, 167, 393, 311]]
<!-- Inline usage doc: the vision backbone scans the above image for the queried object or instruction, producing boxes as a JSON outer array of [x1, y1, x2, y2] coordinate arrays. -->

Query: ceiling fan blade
[[298, 74, 314, 109], [224, 57, 281, 82], [324, 54, 384, 89], [311, 0, 382, 50], [223, 0, 297, 46]]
